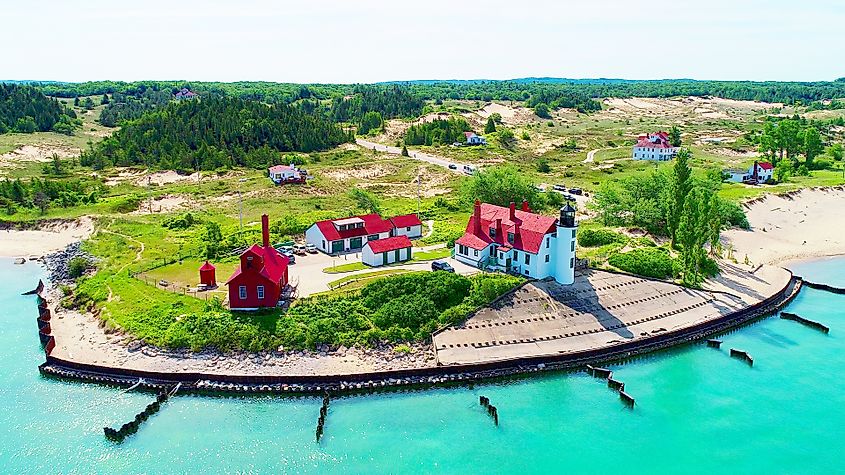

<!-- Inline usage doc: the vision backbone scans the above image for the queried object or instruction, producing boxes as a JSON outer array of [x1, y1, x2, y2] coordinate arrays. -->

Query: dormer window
[[507, 232, 514, 244], [489, 227, 496, 238]]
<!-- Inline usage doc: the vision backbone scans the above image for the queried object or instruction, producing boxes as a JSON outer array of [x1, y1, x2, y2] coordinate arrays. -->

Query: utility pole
[[417, 166, 421, 215], [238, 178, 246, 230]]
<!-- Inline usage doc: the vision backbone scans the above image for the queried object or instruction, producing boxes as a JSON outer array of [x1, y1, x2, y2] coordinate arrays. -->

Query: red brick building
[[226, 215, 290, 310]]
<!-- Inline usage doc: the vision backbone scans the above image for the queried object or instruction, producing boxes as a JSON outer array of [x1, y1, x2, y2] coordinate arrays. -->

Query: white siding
[[393, 225, 423, 239]]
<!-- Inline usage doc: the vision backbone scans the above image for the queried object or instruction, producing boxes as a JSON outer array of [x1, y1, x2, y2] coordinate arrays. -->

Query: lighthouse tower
[[554, 203, 578, 284]]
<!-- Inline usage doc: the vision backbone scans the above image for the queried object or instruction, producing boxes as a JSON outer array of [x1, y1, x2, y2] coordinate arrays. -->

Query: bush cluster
[[577, 228, 627, 247], [608, 247, 678, 279]]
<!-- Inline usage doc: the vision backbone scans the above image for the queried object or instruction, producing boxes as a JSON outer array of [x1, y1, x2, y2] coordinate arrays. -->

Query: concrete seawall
[[39, 274, 802, 395]]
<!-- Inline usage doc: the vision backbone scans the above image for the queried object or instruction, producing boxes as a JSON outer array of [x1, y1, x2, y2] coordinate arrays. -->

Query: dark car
[[448, 164, 458, 170], [553, 184, 567, 192], [431, 260, 455, 273], [568, 188, 583, 195]]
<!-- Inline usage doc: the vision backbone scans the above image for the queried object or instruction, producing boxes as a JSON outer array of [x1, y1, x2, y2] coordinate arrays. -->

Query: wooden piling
[[730, 348, 754, 366], [781, 312, 830, 334], [619, 391, 635, 409], [706, 339, 722, 348], [607, 378, 625, 391]]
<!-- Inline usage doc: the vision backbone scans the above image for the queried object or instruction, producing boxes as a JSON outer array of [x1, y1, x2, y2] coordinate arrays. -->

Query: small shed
[[362, 236, 413, 267], [199, 261, 217, 287]]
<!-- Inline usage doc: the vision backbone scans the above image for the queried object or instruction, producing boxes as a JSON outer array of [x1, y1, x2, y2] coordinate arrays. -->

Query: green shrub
[[68, 257, 91, 278], [578, 228, 627, 247], [608, 247, 677, 279], [110, 195, 141, 213]]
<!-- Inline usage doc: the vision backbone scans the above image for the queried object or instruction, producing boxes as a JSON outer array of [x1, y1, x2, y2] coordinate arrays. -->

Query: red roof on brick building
[[365, 235, 412, 253], [456, 201, 557, 254], [226, 244, 289, 284]]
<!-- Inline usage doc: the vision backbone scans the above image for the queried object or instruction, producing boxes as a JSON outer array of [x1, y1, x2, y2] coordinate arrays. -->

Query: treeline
[[80, 96, 352, 171], [747, 115, 845, 177], [404, 118, 471, 146], [0, 178, 99, 214], [99, 89, 174, 127], [0, 84, 72, 134], [330, 85, 425, 122]]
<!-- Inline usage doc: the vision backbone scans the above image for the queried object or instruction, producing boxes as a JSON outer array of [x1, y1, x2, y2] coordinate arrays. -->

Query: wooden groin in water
[[104, 385, 178, 443], [781, 312, 830, 334], [730, 349, 754, 366], [479, 396, 498, 425], [585, 365, 634, 409], [706, 339, 722, 348], [801, 280, 845, 295], [22, 279, 44, 296], [315, 393, 330, 442]]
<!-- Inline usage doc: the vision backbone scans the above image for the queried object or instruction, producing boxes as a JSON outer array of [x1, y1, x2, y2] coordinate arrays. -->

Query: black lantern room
[[559, 203, 576, 228]]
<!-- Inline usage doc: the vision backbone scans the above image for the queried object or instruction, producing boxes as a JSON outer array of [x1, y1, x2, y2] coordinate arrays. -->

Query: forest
[[80, 96, 352, 171], [0, 84, 72, 134], [404, 117, 472, 146], [0, 177, 99, 214], [99, 89, 174, 127]]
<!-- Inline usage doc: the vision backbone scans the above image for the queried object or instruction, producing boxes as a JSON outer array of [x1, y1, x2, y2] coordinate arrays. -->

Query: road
[[583, 148, 601, 163], [356, 138, 466, 174]]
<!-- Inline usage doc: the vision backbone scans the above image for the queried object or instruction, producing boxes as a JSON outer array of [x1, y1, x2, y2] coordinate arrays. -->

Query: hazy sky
[[3, 0, 843, 83]]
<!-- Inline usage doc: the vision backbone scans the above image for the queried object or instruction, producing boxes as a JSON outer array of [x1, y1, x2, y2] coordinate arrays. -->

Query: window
[[525, 253, 530, 265], [546, 237, 550, 248], [459, 244, 468, 255], [257, 285, 265, 300], [321, 240, 325, 248], [368, 234, 379, 241], [571, 241, 575, 252], [524, 269, 529, 275], [570, 257, 574, 268], [406, 226, 411, 231], [474, 249, 478, 257], [499, 252, 504, 259], [507, 232, 514, 244], [571, 230, 576, 238], [238, 286, 247, 300], [545, 255, 550, 263], [489, 227, 496, 239]]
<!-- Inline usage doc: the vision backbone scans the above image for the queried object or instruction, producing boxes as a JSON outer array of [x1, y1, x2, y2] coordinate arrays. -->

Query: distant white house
[[464, 132, 487, 145], [725, 161, 774, 184], [174, 88, 197, 100], [632, 131, 678, 161], [268, 164, 305, 184], [362, 236, 413, 267]]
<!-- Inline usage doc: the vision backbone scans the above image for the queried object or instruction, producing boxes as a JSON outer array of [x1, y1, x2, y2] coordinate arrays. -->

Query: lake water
[[1, 258, 843, 474]]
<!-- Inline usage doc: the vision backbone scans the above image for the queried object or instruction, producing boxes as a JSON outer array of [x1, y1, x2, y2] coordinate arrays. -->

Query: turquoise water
[[2, 258, 844, 474]]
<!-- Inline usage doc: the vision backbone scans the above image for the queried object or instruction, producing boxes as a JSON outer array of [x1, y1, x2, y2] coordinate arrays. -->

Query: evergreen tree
[[484, 117, 497, 134], [401, 145, 409, 157], [101, 94, 110, 105], [667, 148, 692, 247], [678, 188, 706, 287], [669, 125, 682, 147]]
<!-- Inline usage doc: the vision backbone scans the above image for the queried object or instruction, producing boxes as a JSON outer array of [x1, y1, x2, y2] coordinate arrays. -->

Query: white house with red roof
[[305, 213, 422, 255], [464, 131, 487, 145], [632, 131, 678, 161], [362, 235, 413, 267], [454, 200, 578, 284], [268, 164, 305, 184], [725, 160, 774, 184]]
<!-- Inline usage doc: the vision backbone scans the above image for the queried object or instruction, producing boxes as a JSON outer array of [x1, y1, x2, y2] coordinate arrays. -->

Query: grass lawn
[[327, 268, 413, 289], [323, 261, 368, 274], [412, 247, 452, 261]]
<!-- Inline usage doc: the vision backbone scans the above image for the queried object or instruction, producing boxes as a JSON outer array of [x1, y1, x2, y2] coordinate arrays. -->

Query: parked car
[[568, 188, 583, 195], [305, 243, 318, 254], [448, 164, 458, 170], [463, 165, 475, 175], [552, 184, 567, 192], [293, 244, 307, 255], [282, 251, 296, 264], [278, 245, 293, 254], [431, 260, 455, 273]]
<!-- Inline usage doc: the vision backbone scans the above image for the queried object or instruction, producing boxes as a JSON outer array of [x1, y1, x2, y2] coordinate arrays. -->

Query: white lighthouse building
[[454, 200, 577, 284]]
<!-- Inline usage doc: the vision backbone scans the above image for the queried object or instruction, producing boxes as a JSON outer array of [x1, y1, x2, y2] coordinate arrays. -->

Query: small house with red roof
[[464, 131, 487, 146], [362, 235, 413, 267], [725, 160, 774, 184], [226, 214, 290, 310], [268, 164, 306, 185], [304, 213, 422, 255], [455, 200, 578, 284], [174, 88, 197, 100], [632, 131, 678, 161]]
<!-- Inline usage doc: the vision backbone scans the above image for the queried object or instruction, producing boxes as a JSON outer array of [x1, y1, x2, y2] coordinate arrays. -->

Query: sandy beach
[[723, 187, 845, 266], [0, 217, 94, 258]]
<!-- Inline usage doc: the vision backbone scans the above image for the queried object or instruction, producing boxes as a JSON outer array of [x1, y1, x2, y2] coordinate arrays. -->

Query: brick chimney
[[261, 214, 270, 248], [509, 202, 516, 221], [474, 200, 482, 235], [521, 200, 530, 212]]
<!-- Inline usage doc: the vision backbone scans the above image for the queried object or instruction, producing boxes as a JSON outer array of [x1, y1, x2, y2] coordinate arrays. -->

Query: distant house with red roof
[[304, 213, 422, 255], [362, 235, 413, 267], [464, 131, 487, 146], [268, 164, 305, 184], [455, 200, 578, 284], [174, 88, 197, 100], [725, 160, 774, 184], [632, 131, 678, 161], [226, 215, 290, 310]]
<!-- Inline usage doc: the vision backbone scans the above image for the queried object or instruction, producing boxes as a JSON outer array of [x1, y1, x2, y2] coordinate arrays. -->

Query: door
[[395, 249, 401, 262], [505, 258, 512, 272], [331, 240, 344, 254], [350, 237, 363, 250]]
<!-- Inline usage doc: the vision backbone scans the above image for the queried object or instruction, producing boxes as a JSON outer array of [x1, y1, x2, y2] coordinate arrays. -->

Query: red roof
[[389, 214, 422, 228], [634, 131, 674, 149], [464, 131, 476, 138], [226, 244, 289, 284], [313, 214, 393, 241], [757, 162, 773, 170], [456, 203, 557, 254], [365, 235, 412, 253], [199, 261, 215, 271]]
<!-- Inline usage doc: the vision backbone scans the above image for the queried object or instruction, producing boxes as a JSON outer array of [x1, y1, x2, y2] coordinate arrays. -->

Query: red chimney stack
[[521, 200, 530, 212], [261, 214, 270, 248], [473, 200, 482, 235], [509, 202, 516, 221]]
